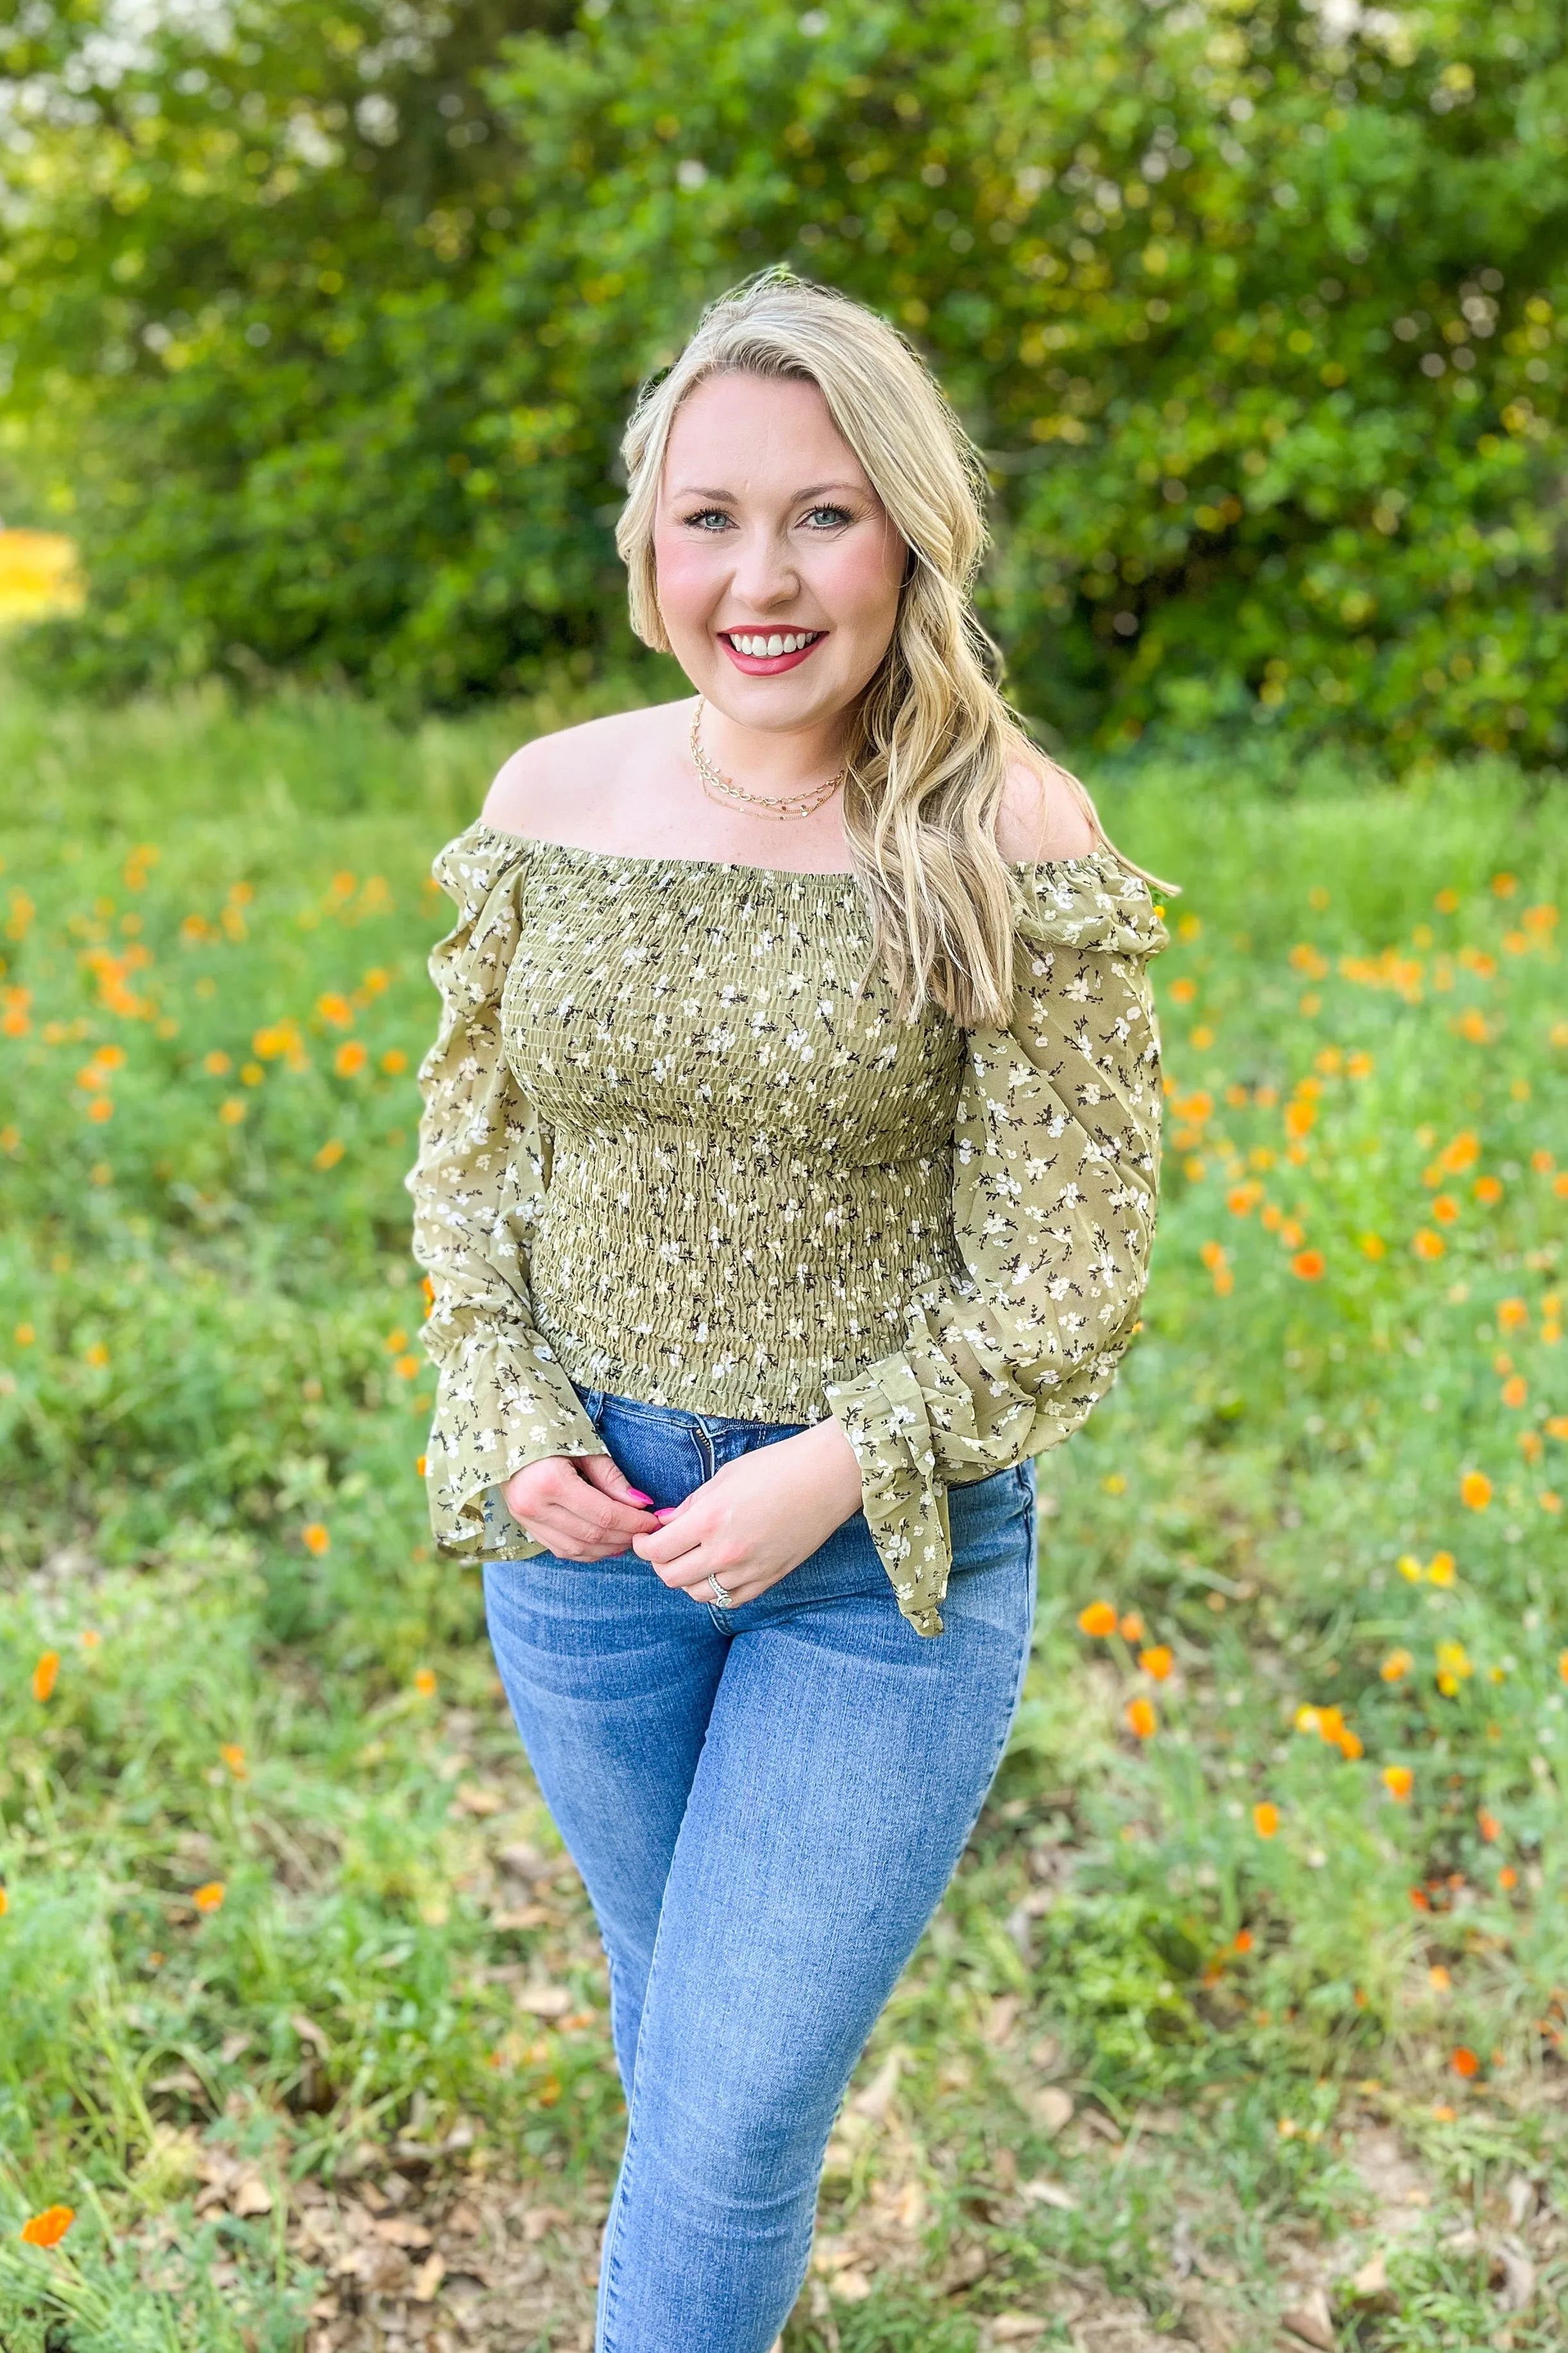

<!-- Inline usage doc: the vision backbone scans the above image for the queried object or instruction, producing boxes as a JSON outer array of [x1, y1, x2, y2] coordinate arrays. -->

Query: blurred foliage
[[2, 0, 1567, 755]]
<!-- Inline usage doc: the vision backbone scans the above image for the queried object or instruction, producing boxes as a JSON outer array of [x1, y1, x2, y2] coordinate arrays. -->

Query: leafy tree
[[3, 0, 1566, 763]]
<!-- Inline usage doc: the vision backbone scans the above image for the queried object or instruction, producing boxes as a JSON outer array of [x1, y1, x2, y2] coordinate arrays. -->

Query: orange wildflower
[[301, 1523, 330, 1556], [415, 1453, 428, 1477], [1413, 1229, 1446, 1260], [334, 1039, 368, 1078], [1253, 1803, 1280, 1839], [314, 1138, 346, 1170], [1460, 1472, 1492, 1511], [413, 1667, 437, 1697], [1474, 1175, 1503, 1205], [1431, 1193, 1459, 1225], [1118, 1611, 1145, 1642], [192, 1881, 225, 1913], [316, 993, 353, 1028], [1139, 1645, 1174, 1682], [394, 1354, 421, 1380], [1360, 1232, 1387, 1259], [1291, 1248, 1326, 1281], [1427, 1551, 1456, 1587], [31, 1651, 59, 1703], [1499, 1866, 1518, 1891], [1477, 1808, 1501, 1844], [1382, 1765, 1414, 1801], [220, 1744, 248, 1778], [1077, 1601, 1118, 1638], [1451, 2046, 1480, 2079], [1497, 1298, 1529, 1331], [1381, 1649, 1414, 1683], [1126, 1696, 1158, 1740], [20, 2206, 74, 2248], [381, 1048, 409, 1075], [1501, 1375, 1527, 1409], [1233, 1929, 1253, 1953]]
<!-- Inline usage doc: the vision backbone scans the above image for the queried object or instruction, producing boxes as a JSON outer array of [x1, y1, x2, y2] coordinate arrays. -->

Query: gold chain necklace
[[689, 699, 846, 823]]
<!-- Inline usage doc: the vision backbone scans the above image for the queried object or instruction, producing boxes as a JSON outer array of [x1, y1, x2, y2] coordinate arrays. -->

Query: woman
[[411, 271, 1166, 2352]]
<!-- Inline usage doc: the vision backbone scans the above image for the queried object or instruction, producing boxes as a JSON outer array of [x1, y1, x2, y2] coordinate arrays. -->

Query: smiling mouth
[[720, 628, 825, 659]]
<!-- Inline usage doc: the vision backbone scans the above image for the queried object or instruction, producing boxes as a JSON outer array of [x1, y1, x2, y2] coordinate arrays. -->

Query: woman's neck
[[696, 697, 851, 798]]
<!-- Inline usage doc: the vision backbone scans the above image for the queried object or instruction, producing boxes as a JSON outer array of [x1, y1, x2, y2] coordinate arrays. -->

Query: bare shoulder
[[993, 745, 1101, 864], [480, 701, 684, 836]]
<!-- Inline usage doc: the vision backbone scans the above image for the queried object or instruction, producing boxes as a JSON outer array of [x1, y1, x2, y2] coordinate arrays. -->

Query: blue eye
[[804, 504, 853, 529], [684, 509, 732, 532]]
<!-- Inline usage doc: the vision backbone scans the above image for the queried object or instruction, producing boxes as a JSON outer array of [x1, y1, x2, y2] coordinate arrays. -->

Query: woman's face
[[652, 371, 907, 738]]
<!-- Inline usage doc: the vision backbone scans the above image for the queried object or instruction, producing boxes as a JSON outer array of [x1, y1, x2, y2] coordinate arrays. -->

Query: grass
[[1, 668, 1566, 2351]]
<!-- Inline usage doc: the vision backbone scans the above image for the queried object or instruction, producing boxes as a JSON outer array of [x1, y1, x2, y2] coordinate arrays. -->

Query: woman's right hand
[[501, 1453, 660, 1561]]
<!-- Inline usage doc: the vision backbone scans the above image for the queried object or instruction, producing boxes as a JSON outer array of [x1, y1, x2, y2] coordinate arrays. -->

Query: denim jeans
[[482, 1387, 1038, 2353]]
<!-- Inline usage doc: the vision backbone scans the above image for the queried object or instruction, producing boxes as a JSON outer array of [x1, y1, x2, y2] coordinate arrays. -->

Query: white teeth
[[730, 630, 816, 656]]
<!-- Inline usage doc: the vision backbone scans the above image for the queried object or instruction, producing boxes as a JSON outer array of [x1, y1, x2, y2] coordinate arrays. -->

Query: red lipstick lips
[[718, 628, 826, 676]]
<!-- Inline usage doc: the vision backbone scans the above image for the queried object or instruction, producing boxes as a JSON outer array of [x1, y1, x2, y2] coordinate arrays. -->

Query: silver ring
[[707, 1572, 735, 1608]]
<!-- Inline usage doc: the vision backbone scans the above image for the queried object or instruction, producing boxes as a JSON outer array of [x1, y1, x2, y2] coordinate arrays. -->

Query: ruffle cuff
[[825, 1356, 954, 1638], [425, 1327, 606, 1557]]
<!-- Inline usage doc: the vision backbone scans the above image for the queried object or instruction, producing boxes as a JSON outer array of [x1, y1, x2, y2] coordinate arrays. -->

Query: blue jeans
[[482, 1388, 1038, 2353]]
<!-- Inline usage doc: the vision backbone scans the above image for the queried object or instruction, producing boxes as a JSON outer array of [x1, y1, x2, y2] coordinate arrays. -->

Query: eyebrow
[[669, 480, 866, 503]]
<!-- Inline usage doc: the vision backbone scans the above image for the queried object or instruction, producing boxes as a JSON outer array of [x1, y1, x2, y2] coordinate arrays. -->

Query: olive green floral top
[[410, 821, 1167, 1636]]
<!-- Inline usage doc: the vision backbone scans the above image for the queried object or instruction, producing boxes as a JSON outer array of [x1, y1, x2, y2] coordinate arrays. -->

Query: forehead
[[662, 371, 873, 496]]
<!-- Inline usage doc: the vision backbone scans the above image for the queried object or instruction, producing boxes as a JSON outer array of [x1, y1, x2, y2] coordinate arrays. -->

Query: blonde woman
[[411, 271, 1166, 2352]]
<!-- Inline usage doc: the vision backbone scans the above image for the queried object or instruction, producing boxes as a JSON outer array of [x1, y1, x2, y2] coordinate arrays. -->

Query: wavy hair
[[614, 270, 1106, 1028]]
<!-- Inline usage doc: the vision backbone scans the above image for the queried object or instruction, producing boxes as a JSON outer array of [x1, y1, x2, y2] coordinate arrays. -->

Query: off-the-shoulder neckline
[[450, 817, 1131, 887]]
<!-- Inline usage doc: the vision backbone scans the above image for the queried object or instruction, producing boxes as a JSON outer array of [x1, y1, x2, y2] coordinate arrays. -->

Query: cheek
[[652, 531, 718, 625], [814, 534, 903, 632]]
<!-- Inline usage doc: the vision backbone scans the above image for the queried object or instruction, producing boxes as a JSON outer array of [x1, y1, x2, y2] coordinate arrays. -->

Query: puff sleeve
[[824, 853, 1167, 1636], [409, 827, 607, 1555]]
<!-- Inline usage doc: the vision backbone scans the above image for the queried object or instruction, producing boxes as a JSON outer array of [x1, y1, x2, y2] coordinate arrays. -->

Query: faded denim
[[483, 1386, 1038, 2353]]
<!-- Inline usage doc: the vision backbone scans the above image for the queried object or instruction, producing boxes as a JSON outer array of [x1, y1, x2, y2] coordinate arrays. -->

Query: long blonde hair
[[614, 270, 1100, 1028]]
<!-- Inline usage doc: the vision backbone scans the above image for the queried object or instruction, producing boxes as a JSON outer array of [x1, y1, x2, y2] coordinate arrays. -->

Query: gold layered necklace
[[689, 699, 846, 823]]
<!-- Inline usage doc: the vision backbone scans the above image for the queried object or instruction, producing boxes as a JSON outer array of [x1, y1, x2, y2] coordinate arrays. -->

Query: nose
[[724, 525, 801, 615]]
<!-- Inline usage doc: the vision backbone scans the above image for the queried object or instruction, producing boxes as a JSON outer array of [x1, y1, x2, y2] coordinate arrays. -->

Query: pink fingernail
[[653, 1507, 679, 1521], [625, 1488, 653, 1505]]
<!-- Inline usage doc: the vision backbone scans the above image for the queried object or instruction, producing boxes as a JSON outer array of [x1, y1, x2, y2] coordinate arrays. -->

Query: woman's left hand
[[630, 1418, 865, 1606]]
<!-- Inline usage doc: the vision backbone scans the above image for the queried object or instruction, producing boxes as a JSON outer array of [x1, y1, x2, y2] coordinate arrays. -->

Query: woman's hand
[[631, 1419, 864, 1606], [502, 1454, 660, 1561]]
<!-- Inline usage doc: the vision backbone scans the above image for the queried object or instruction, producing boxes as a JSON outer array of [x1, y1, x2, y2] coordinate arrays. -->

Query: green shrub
[[3, 0, 1566, 760]]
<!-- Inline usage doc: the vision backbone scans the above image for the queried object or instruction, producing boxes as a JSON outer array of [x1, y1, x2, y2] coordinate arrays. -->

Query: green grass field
[[2, 672, 1566, 2352]]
